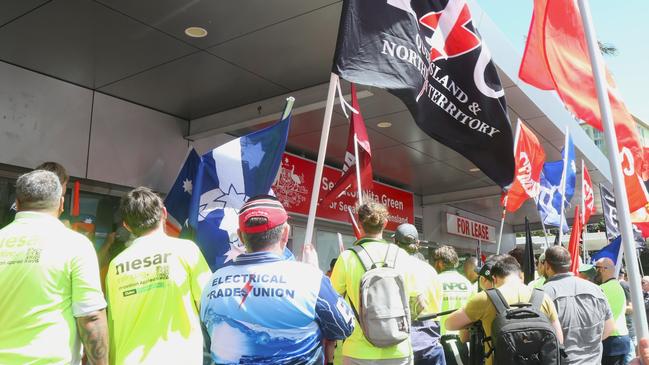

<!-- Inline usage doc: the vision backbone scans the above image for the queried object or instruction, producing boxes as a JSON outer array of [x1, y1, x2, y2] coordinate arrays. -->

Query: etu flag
[[519, 0, 646, 211], [567, 206, 582, 275], [320, 83, 372, 208], [505, 121, 546, 212], [536, 135, 575, 232], [582, 162, 595, 225], [189, 116, 290, 271]]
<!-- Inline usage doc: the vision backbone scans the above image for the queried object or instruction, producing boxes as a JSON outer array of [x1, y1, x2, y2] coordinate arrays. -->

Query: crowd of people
[[3, 164, 649, 365]]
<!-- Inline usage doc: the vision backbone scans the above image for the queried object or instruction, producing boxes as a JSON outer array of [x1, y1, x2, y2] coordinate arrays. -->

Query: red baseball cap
[[238, 196, 288, 234]]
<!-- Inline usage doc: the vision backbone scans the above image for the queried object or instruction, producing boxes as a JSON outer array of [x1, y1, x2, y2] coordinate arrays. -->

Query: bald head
[[595, 258, 616, 283]]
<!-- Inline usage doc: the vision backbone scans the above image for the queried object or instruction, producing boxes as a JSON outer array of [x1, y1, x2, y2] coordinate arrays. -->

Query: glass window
[[315, 230, 355, 272], [288, 225, 306, 261]]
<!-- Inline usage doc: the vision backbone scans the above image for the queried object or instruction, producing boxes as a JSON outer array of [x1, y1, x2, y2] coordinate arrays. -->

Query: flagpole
[[581, 159, 588, 262], [282, 97, 295, 120], [539, 216, 550, 249], [497, 120, 522, 254], [558, 127, 570, 246], [496, 208, 506, 255], [353, 133, 363, 205], [577, 0, 648, 339], [304, 73, 339, 247]]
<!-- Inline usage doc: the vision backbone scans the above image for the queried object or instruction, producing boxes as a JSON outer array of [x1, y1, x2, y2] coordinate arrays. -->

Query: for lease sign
[[446, 213, 496, 243]]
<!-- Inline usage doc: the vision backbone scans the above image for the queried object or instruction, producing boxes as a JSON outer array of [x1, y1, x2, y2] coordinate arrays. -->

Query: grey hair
[[16, 170, 62, 211]]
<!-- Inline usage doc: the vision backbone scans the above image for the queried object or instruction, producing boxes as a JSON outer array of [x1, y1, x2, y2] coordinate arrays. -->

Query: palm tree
[[598, 41, 618, 56]]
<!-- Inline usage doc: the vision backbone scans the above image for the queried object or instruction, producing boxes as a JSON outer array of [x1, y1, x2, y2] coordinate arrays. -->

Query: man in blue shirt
[[200, 195, 354, 364]]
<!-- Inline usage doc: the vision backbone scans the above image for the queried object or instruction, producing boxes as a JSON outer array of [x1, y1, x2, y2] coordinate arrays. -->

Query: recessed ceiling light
[[185, 27, 208, 38], [469, 167, 480, 172], [377, 121, 392, 128]]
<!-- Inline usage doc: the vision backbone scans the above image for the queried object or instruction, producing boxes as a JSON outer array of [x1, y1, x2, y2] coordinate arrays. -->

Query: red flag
[[164, 220, 182, 237], [520, 0, 646, 211], [71, 181, 80, 217], [319, 84, 372, 208], [567, 205, 582, 275], [505, 121, 546, 212], [581, 162, 595, 225]]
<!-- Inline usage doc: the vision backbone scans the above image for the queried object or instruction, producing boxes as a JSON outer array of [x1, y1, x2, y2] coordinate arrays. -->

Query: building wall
[[0, 60, 199, 192], [421, 203, 516, 255]]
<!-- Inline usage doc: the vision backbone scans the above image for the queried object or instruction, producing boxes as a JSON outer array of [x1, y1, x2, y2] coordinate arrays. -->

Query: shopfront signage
[[273, 153, 414, 231], [446, 213, 496, 243]]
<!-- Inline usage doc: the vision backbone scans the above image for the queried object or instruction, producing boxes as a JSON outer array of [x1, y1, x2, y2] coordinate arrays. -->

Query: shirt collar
[[130, 228, 166, 246], [234, 251, 283, 265], [545, 272, 572, 283], [15, 211, 63, 225]]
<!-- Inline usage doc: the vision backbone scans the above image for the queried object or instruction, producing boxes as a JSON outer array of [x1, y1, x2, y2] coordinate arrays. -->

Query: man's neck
[[18, 209, 59, 218], [137, 225, 165, 238], [547, 271, 571, 280], [496, 274, 522, 288], [250, 245, 283, 257], [364, 232, 383, 240]]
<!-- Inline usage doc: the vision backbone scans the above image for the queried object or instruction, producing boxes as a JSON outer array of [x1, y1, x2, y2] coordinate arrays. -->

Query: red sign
[[273, 153, 414, 231]]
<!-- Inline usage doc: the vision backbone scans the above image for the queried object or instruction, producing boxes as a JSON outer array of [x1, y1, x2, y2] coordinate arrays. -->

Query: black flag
[[599, 184, 645, 247], [333, 0, 515, 187], [523, 217, 535, 284]]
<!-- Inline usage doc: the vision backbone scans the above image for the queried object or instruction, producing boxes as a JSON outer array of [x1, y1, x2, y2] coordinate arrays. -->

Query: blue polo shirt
[[200, 251, 354, 364]]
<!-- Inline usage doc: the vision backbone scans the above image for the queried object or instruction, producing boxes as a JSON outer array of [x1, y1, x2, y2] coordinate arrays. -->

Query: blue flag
[[189, 115, 291, 271], [164, 148, 201, 235], [591, 236, 622, 264], [536, 135, 575, 232]]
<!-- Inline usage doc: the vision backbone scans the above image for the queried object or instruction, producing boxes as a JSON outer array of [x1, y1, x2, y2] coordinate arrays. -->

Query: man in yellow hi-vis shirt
[[0, 170, 108, 365], [393, 223, 444, 365], [106, 187, 211, 365], [433, 245, 475, 365]]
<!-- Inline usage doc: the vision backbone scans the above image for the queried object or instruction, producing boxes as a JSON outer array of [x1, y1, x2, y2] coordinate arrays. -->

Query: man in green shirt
[[0, 170, 108, 365], [595, 257, 631, 365], [527, 253, 546, 289], [106, 187, 211, 365], [433, 245, 475, 335]]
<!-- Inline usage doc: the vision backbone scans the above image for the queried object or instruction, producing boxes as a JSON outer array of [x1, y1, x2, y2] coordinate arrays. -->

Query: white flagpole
[[496, 208, 506, 254], [353, 133, 364, 205], [304, 73, 339, 247], [281, 97, 295, 120], [497, 120, 522, 254], [577, 0, 648, 339], [581, 159, 588, 262], [558, 127, 570, 246], [539, 216, 551, 249]]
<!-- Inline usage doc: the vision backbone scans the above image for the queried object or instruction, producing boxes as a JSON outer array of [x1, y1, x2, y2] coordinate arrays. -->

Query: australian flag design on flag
[[164, 148, 201, 237], [189, 116, 290, 271], [536, 135, 575, 232]]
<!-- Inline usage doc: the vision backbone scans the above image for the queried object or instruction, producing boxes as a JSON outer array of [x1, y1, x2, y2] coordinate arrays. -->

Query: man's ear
[[161, 206, 168, 223], [280, 224, 290, 249], [57, 196, 64, 217], [14, 199, 20, 212], [123, 221, 133, 234], [237, 229, 245, 245]]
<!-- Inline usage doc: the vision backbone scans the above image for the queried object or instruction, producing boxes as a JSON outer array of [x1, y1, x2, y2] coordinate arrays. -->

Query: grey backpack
[[348, 242, 411, 348]]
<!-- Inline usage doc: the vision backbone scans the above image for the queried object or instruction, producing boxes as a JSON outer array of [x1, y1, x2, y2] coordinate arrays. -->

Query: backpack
[[347, 243, 411, 348], [485, 288, 561, 365]]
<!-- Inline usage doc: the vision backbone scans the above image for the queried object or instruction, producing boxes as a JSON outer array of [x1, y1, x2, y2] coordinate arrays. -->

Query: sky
[[474, 0, 649, 124]]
